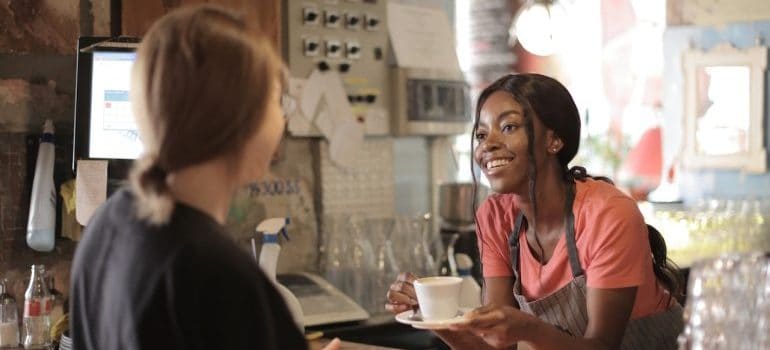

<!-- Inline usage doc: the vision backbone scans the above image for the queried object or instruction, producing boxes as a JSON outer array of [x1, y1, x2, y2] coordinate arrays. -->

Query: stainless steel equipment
[[438, 183, 489, 225], [437, 183, 489, 280]]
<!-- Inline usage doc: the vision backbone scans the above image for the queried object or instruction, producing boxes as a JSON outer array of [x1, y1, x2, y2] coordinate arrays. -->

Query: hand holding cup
[[385, 272, 418, 314]]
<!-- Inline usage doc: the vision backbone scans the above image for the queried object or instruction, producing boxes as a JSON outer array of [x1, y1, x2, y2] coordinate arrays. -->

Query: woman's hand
[[450, 304, 537, 349], [321, 338, 340, 350], [385, 272, 418, 314]]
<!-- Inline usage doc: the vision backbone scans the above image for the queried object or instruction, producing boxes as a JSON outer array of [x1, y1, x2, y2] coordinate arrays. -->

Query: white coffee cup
[[413, 276, 463, 321]]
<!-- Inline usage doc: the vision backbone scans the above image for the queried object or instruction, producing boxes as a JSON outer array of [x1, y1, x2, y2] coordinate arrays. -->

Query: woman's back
[[70, 189, 306, 350]]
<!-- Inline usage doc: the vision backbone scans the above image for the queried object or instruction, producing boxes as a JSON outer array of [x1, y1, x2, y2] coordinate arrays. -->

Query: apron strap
[[508, 182, 584, 278], [508, 212, 525, 278], [564, 182, 583, 278]]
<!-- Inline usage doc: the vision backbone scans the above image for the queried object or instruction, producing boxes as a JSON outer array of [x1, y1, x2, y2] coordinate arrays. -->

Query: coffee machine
[[436, 183, 488, 283]]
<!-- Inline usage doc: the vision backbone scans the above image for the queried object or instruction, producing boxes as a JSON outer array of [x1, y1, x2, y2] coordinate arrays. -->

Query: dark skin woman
[[387, 74, 683, 350]]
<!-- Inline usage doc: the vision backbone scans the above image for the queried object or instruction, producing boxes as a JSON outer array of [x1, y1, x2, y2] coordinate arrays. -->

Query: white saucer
[[395, 308, 471, 330]]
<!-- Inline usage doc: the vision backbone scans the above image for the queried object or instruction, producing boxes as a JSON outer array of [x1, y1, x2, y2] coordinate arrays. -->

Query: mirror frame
[[682, 43, 768, 173]]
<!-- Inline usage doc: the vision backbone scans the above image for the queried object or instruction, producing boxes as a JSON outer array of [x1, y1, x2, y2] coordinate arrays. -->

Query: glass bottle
[[46, 277, 64, 325], [22, 265, 51, 349], [0, 279, 20, 348]]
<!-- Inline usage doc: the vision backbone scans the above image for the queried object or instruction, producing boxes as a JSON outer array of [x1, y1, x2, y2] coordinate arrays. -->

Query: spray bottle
[[456, 253, 481, 308], [26, 120, 56, 252], [254, 217, 304, 331]]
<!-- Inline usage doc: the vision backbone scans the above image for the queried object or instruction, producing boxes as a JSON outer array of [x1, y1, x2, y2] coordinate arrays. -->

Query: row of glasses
[[319, 213, 438, 315], [678, 253, 770, 349], [390, 214, 438, 278], [320, 214, 376, 314], [646, 197, 770, 266]]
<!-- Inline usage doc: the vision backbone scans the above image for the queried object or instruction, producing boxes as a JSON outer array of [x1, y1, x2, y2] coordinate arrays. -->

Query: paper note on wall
[[300, 69, 326, 120], [318, 70, 355, 125], [329, 120, 365, 170], [387, 2, 461, 71], [315, 106, 334, 138], [75, 160, 108, 225]]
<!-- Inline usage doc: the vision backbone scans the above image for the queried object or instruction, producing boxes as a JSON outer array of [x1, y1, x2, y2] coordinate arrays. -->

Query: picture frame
[[682, 42, 768, 173]]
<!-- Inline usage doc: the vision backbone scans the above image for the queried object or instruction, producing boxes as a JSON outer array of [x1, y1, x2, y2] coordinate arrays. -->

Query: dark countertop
[[306, 313, 449, 350], [4, 315, 444, 350]]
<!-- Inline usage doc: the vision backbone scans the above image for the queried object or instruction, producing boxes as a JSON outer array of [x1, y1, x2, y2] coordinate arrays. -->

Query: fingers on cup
[[385, 288, 417, 314], [397, 272, 417, 283], [385, 302, 411, 314], [389, 279, 416, 301]]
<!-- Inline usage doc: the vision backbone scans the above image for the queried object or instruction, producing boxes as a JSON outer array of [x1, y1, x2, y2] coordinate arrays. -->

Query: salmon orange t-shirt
[[476, 178, 671, 319]]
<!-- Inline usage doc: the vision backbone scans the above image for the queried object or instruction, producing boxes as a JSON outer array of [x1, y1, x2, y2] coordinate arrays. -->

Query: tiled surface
[[318, 137, 395, 217]]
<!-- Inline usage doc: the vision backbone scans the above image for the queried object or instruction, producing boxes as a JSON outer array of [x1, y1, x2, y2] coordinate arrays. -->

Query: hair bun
[[568, 166, 587, 179]]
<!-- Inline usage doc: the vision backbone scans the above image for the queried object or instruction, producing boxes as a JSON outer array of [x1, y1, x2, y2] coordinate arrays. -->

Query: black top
[[70, 189, 307, 350]]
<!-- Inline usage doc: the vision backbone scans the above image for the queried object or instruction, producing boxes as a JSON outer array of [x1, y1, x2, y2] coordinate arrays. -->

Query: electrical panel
[[282, 0, 390, 136], [391, 67, 471, 135]]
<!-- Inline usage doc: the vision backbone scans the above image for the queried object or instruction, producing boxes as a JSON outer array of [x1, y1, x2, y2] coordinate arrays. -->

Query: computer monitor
[[73, 37, 141, 177]]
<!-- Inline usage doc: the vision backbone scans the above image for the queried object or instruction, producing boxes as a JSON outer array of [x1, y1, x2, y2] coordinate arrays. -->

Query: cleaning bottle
[[455, 253, 481, 308], [26, 120, 56, 252], [255, 217, 304, 331]]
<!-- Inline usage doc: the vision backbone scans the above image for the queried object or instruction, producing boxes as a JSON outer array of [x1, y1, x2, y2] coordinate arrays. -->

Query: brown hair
[[129, 4, 283, 225]]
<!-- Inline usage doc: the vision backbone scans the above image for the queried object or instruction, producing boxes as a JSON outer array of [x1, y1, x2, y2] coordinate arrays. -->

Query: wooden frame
[[682, 43, 768, 173]]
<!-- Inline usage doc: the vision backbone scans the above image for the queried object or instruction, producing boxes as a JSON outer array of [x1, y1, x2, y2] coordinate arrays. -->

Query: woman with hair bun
[[70, 5, 338, 350]]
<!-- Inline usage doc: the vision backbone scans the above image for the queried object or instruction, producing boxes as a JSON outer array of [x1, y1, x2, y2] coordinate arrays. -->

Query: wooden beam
[[122, 0, 280, 49]]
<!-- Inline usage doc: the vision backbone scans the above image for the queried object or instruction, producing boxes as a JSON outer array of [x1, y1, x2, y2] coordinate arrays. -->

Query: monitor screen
[[88, 51, 142, 159], [73, 37, 141, 176]]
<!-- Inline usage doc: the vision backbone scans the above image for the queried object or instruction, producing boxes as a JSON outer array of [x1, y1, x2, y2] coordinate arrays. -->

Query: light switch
[[302, 7, 320, 25], [326, 39, 342, 58], [303, 38, 321, 56], [345, 13, 361, 30], [365, 14, 379, 31], [325, 10, 341, 28], [346, 41, 361, 59]]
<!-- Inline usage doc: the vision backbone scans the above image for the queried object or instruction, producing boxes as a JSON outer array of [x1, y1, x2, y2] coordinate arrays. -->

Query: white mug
[[413, 276, 463, 321]]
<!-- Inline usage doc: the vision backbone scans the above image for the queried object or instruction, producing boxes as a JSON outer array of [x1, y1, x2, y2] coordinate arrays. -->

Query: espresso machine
[[436, 182, 488, 283]]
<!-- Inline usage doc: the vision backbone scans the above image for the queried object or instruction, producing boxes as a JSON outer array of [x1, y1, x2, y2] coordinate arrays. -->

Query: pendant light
[[509, 0, 568, 56]]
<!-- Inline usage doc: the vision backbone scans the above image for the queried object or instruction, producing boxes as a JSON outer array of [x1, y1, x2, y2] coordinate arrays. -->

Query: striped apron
[[507, 183, 683, 349]]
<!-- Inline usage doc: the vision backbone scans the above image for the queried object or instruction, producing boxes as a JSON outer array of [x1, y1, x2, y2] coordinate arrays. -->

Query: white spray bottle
[[456, 253, 481, 308], [26, 119, 56, 252], [255, 217, 304, 331]]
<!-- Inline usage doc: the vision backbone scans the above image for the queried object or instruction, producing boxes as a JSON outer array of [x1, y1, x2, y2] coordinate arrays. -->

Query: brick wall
[[0, 0, 109, 304]]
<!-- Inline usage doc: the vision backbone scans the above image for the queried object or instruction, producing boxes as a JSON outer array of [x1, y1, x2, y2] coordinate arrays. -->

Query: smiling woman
[[386, 73, 684, 350]]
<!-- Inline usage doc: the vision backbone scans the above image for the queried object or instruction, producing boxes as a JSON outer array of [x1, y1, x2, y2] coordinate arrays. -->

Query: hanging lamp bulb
[[509, 0, 568, 56]]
